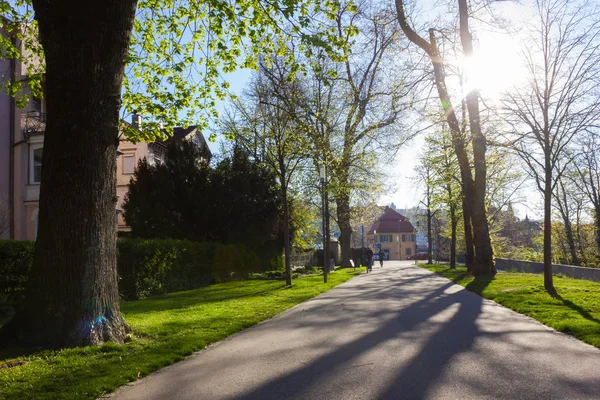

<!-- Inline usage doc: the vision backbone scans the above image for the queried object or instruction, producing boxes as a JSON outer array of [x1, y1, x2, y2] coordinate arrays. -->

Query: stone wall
[[496, 258, 600, 283]]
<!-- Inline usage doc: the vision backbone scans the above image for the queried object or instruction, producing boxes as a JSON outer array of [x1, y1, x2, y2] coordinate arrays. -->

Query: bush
[[212, 243, 262, 283], [0, 240, 35, 312], [117, 238, 218, 300], [0, 238, 281, 304]]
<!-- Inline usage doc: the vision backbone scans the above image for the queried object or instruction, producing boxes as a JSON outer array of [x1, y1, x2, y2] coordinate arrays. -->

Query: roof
[[367, 207, 415, 234], [169, 126, 198, 140]]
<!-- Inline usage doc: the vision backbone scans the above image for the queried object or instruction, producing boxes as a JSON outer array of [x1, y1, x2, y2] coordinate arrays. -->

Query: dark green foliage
[[123, 142, 282, 252], [123, 140, 213, 241], [0, 239, 271, 305], [0, 241, 35, 313], [117, 239, 218, 300]]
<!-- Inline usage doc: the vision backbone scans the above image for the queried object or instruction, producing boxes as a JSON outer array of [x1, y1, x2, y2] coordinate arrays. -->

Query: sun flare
[[460, 31, 527, 101]]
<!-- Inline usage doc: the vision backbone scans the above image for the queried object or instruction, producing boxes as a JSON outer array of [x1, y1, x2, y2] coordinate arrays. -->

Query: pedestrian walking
[[378, 249, 385, 267], [365, 247, 374, 273]]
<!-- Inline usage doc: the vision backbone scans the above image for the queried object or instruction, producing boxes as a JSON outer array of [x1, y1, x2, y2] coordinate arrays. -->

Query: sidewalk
[[108, 261, 600, 399]]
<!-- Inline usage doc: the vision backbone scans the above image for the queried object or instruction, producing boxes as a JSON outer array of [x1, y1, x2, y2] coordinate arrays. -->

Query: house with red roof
[[367, 207, 416, 261]]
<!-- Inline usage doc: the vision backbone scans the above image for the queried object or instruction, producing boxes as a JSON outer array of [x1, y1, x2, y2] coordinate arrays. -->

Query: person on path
[[365, 248, 374, 273], [378, 249, 385, 267]]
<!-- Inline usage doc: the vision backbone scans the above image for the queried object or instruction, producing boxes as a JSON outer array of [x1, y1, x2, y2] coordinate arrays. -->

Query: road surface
[[108, 261, 600, 399]]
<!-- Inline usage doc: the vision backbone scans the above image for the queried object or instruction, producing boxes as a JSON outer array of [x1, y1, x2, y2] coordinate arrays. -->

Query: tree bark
[[279, 160, 292, 286], [336, 191, 353, 268], [0, 0, 136, 348], [544, 155, 555, 294], [427, 202, 433, 264], [594, 206, 600, 258], [461, 194, 474, 271]]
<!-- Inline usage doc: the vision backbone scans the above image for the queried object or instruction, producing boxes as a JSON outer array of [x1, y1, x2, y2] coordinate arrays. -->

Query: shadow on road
[[236, 269, 491, 400]]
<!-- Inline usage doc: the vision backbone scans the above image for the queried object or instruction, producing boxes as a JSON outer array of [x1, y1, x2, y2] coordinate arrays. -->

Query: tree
[[261, 3, 415, 270], [573, 134, 600, 258], [395, 0, 495, 276], [222, 60, 309, 286], [413, 158, 435, 265], [0, 0, 345, 348], [424, 128, 463, 269], [123, 139, 212, 241], [500, 0, 600, 293]]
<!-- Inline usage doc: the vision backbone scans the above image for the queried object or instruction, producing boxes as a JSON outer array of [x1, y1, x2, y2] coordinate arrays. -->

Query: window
[[411, 234, 416, 242], [30, 146, 43, 184], [402, 234, 406, 242], [406, 248, 412, 256], [380, 234, 392, 242], [123, 154, 135, 174]]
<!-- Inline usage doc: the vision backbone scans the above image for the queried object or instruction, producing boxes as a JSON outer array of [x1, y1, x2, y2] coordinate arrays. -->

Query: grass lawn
[[420, 264, 600, 349], [0, 268, 363, 400]]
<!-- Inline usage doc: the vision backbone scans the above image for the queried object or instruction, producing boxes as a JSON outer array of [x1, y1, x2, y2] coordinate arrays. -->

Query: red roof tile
[[367, 207, 415, 234]]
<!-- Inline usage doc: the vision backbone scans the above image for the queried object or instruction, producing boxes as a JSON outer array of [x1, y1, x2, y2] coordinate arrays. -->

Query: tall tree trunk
[[450, 204, 457, 269], [0, 0, 136, 348], [461, 194, 474, 271], [594, 206, 600, 258], [458, 0, 495, 276], [543, 155, 555, 294], [427, 205, 433, 264], [336, 191, 353, 268], [280, 163, 292, 286]]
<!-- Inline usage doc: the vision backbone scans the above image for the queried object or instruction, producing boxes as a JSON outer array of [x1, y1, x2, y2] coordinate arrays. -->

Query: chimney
[[132, 110, 142, 129]]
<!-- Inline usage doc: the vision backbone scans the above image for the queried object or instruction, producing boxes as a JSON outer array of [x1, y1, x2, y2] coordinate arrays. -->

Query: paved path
[[109, 261, 600, 400]]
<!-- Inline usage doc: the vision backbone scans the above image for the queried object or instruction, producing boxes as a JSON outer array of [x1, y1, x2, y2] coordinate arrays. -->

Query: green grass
[[0, 269, 363, 400], [420, 264, 600, 349]]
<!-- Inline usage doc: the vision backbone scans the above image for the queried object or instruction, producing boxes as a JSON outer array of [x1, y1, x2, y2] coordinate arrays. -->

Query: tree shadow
[[554, 294, 600, 325], [378, 277, 493, 399], [233, 280, 478, 400]]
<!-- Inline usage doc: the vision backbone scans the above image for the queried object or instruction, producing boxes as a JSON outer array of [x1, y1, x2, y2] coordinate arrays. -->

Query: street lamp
[[319, 165, 328, 283]]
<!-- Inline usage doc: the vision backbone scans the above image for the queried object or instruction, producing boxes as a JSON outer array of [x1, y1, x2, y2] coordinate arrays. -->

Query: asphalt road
[[108, 261, 600, 400]]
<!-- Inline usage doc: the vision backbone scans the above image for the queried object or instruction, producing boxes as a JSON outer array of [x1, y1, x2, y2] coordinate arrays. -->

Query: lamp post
[[320, 165, 328, 283]]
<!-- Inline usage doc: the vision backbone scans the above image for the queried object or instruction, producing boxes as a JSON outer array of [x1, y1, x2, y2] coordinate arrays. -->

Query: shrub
[[0, 240, 35, 309], [117, 238, 220, 299], [212, 243, 262, 282], [0, 238, 281, 304]]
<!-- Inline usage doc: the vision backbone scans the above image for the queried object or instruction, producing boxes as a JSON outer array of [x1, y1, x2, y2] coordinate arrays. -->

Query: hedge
[[0, 240, 35, 309], [0, 238, 279, 308]]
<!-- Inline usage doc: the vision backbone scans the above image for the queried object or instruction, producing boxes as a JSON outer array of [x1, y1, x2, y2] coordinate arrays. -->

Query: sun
[[460, 31, 527, 102]]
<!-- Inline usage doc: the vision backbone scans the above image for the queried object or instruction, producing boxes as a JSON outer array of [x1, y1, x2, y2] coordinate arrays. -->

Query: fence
[[495, 258, 600, 283]]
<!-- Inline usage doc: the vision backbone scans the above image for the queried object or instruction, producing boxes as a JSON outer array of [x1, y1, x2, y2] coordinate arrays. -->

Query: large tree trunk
[[450, 204, 457, 269], [458, 0, 495, 276], [427, 204, 433, 264], [594, 206, 600, 258], [544, 156, 555, 294], [336, 191, 353, 269], [0, 0, 136, 348], [280, 163, 292, 286], [461, 194, 474, 271]]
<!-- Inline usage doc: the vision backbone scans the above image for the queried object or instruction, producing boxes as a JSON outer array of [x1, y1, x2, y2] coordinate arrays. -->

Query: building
[[367, 207, 416, 260]]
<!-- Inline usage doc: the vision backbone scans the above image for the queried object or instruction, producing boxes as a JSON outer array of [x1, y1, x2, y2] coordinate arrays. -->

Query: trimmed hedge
[[0, 239, 279, 306], [0, 240, 35, 308], [117, 239, 219, 300]]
